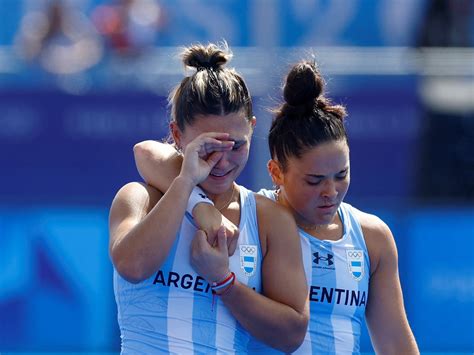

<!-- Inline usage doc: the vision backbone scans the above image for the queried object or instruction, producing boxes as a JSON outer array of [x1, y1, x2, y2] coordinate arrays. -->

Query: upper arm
[[109, 182, 162, 258], [256, 195, 308, 312], [133, 140, 182, 191], [361, 214, 418, 354]]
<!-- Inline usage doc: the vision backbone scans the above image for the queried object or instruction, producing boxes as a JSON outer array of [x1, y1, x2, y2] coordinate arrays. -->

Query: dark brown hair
[[268, 60, 347, 170], [169, 42, 253, 132]]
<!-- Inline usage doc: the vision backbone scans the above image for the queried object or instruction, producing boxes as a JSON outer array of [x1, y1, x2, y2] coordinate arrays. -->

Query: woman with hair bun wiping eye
[[135, 58, 419, 354], [109, 42, 308, 353]]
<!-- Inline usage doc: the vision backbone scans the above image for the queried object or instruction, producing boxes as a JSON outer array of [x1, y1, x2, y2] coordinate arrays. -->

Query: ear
[[169, 122, 182, 148], [267, 159, 284, 186]]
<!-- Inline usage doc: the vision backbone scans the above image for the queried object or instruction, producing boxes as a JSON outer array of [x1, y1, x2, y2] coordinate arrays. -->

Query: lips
[[210, 172, 229, 177], [209, 169, 233, 179], [317, 203, 337, 211]]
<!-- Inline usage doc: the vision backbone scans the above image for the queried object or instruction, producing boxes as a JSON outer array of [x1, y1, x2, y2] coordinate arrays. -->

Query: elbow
[[116, 262, 147, 284], [285, 317, 308, 352], [133, 140, 158, 162], [117, 265, 150, 284], [112, 254, 150, 284], [110, 237, 162, 284], [133, 141, 152, 163], [133, 140, 150, 156], [274, 313, 308, 353], [133, 141, 154, 182]]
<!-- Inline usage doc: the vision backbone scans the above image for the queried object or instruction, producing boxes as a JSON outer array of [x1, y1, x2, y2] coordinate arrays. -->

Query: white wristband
[[186, 186, 214, 214]]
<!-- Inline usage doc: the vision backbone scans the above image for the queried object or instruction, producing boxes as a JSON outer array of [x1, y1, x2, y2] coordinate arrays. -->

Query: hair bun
[[182, 42, 231, 71], [283, 61, 324, 107]]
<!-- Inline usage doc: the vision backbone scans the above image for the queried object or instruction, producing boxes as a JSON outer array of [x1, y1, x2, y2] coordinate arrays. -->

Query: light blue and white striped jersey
[[113, 185, 262, 354], [250, 189, 370, 354]]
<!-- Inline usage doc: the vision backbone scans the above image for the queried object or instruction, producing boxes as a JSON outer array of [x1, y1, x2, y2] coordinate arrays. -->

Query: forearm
[[369, 317, 419, 355], [219, 195, 308, 351], [112, 176, 194, 282], [134, 140, 181, 191], [371, 335, 419, 355], [365, 222, 419, 355], [219, 281, 308, 352]]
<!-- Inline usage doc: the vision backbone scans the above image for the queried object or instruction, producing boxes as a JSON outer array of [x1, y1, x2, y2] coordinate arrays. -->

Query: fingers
[[181, 132, 234, 184], [192, 229, 210, 252], [206, 229, 218, 248], [191, 228, 230, 283], [227, 228, 240, 256], [199, 132, 231, 141], [201, 139, 234, 156], [220, 215, 239, 256], [216, 226, 228, 255], [207, 151, 224, 169], [192, 225, 229, 258], [191, 133, 235, 158]]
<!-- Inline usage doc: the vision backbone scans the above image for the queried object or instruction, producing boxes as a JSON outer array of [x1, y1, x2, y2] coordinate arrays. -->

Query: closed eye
[[336, 169, 349, 180]]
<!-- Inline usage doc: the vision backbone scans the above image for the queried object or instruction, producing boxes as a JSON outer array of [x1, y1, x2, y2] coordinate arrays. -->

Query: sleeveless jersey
[[251, 189, 370, 354], [113, 185, 262, 354]]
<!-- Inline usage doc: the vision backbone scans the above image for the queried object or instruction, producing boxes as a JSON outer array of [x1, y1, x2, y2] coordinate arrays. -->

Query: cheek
[[305, 189, 322, 204], [231, 148, 250, 164], [179, 134, 197, 150], [338, 180, 350, 195], [292, 185, 318, 205]]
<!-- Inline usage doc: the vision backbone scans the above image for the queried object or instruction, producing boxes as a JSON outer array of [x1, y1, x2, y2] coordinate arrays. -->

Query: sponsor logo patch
[[313, 252, 334, 266]]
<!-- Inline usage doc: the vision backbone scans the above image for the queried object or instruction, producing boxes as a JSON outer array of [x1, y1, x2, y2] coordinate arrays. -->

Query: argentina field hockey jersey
[[113, 185, 262, 354], [252, 189, 370, 354]]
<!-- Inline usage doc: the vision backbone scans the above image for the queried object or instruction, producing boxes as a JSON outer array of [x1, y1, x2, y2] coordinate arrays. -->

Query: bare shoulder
[[110, 182, 163, 225], [355, 209, 391, 239], [254, 193, 295, 225], [254, 193, 299, 256], [353, 209, 398, 274]]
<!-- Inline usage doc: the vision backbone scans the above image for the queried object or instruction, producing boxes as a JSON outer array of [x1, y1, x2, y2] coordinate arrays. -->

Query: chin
[[313, 211, 338, 226], [199, 180, 233, 196]]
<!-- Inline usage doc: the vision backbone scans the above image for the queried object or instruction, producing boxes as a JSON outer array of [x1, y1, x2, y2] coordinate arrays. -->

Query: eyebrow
[[305, 168, 349, 178]]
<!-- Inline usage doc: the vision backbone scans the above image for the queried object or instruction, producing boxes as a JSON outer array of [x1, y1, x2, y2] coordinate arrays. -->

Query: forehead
[[288, 140, 349, 174], [185, 112, 251, 139]]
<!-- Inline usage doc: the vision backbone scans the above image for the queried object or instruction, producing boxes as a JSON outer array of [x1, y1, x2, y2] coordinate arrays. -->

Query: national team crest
[[239, 244, 257, 277], [346, 250, 364, 281]]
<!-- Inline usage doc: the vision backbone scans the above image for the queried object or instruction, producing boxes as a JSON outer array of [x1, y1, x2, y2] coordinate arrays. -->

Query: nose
[[213, 151, 230, 169], [321, 179, 337, 200]]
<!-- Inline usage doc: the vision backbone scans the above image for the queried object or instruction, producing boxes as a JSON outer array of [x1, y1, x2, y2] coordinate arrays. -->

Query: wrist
[[186, 185, 214, 215], [175, 174, 196, 190], [211, 270, 231, 284], [211, 271, 235, 296]]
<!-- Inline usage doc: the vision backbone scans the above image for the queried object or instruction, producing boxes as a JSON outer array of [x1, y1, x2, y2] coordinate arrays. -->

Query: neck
[[213, 183, 238, 212], [295, 218, 323, 232]]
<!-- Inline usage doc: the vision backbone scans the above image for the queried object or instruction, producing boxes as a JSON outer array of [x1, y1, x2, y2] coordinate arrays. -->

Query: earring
[[174, 144, 183, 156]]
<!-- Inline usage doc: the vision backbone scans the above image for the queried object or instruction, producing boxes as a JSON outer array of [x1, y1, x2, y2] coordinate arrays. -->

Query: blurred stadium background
[[0, 0, 473, 353]]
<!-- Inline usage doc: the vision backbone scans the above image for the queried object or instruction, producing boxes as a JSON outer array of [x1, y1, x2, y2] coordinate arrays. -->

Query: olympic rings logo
[[240, 246, 256, 253], [348, 251, 362, 258]]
